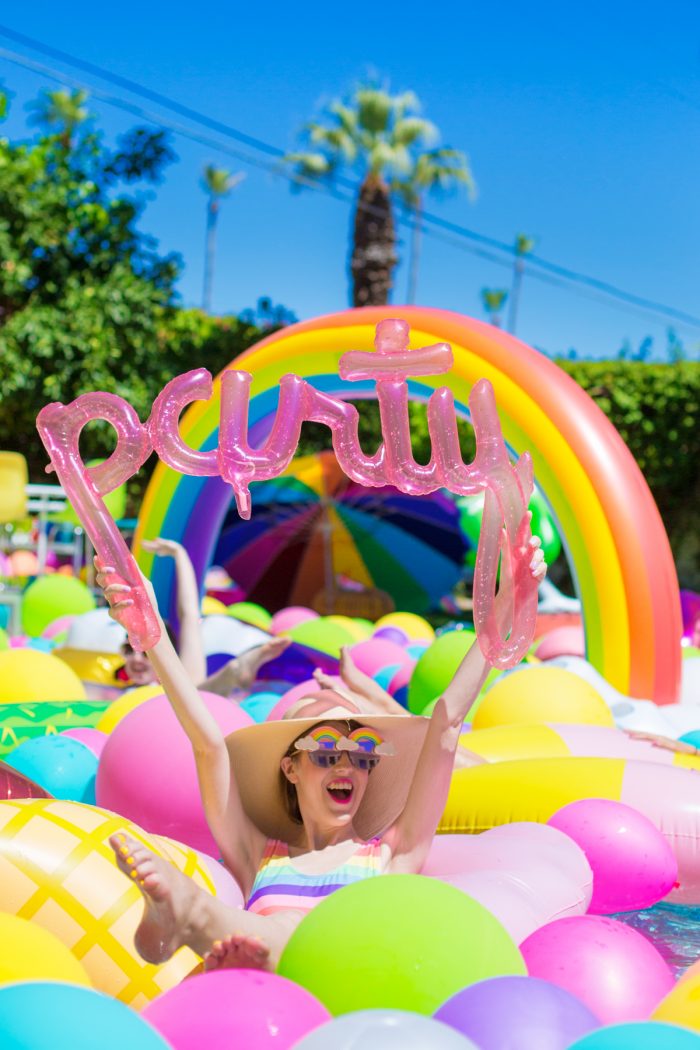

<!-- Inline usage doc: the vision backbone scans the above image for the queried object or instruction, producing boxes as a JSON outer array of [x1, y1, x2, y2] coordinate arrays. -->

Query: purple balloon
[[435, 975, 600, 1050], [372, 626, 409, 646]]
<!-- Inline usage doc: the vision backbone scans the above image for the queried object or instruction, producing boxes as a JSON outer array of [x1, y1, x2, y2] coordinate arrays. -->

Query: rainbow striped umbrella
[[213, 451, 467, 614]]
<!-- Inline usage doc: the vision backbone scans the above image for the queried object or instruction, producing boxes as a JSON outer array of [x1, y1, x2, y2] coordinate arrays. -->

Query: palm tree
[[507, 233, 536, 335], [286, 84, 455, 307], [29, 88, 90, 148], [201, 165, 245, 313], [481, 288, 509, 327], [395, 148, 475, 303]]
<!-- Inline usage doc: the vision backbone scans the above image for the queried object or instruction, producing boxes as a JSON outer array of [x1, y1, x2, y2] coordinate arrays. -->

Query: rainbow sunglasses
[[293, 725, 395, 771]]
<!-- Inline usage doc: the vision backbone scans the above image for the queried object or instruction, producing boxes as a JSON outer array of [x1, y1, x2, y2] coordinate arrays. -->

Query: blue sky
[[0, 1, 698, 359]]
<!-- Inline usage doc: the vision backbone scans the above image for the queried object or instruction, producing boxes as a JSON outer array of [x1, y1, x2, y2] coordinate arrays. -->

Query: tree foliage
[[0, 88, 262, 478]]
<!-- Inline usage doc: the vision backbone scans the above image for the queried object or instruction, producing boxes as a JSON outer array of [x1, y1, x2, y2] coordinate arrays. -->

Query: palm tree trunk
[[350, 175, 397, 307], [202, 200, 218, 313], [406, 198, 423, 305], [508, 258, 524, 334]]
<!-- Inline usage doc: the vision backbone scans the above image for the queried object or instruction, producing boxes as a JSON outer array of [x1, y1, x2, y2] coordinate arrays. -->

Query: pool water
[[614, 903, 700, 977]]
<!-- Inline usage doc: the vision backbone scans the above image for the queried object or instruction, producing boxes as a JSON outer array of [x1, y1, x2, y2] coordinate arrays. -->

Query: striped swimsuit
[[245, 838, 388, 916]]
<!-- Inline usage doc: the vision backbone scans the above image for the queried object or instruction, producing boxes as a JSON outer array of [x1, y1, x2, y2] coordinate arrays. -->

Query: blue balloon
[[406, 643, 430, 659], [0, 982, 172, 1050], [373, 663, 402, 691], [568, 1021, 700, 1049], [6, 735, 97, 803], [679, 730, 700, 750], [240, 691, 284, 722]]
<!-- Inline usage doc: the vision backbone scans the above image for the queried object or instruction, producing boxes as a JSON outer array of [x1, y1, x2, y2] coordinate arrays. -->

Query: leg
[[109, 832, 300, 969]]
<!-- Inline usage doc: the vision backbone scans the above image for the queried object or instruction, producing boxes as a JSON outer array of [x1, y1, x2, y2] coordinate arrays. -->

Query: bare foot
[[203, 932, 271, 972], [235, 638, 291, 689], [109, 831, 206, 963]]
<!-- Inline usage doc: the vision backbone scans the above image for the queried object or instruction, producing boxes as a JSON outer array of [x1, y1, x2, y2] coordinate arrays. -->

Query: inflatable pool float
[[439, 757, 700, 903]]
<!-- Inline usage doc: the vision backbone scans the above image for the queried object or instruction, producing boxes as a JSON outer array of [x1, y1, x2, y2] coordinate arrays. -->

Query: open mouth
[[326, 779, 354, 805]]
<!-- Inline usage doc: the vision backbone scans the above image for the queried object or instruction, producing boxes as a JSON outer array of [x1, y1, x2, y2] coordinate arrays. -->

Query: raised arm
[[384, 530, 546, 872], [141, 538, 207, 686], [95, 559, 266, 892]]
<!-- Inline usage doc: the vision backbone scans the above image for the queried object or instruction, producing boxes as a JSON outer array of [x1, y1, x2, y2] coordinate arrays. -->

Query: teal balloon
[[679, 730, 700, 749], [6, 735, 97, 803], [240, 691, 284, 722], [0, 982, 172, 1050], [568, 1021, 700, 1049]]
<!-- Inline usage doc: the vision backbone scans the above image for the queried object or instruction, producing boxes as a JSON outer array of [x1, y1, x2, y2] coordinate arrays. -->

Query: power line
[[1, 24, 699, 333]]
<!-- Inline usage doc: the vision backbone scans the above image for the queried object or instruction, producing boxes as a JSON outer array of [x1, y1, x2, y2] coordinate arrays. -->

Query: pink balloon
[[95, 691, 253, 854], [270, 607, 319, 635], [388, 663, 413, 696], [143, 969, 331, 1050], [61, 727, 108, 759], [536, 625, 586, 661], [37, 392, 157, 650], [548, 799, 677, 913], [42, 614, 77, 640], [348, 638, 414, 677], [265, 677, 344, 721], [520, 916, 674, 1024]]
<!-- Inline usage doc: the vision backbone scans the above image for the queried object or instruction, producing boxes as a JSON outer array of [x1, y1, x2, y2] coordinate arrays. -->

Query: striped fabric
[[246, 838, 388, 916]]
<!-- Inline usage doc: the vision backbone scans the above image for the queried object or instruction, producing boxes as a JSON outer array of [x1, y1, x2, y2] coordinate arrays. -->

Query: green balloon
[[0, 628, 8, 651], [21, 576, 96, 638], [407, 629, 502, 715], [286, 617, 355, 657], [456, 487, 562, 567], [278, 874, 524, 1016], [226, 602, 272, 630]]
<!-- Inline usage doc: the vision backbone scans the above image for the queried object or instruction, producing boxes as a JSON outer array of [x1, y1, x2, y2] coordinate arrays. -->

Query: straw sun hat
[[225, 691, 430, 843]]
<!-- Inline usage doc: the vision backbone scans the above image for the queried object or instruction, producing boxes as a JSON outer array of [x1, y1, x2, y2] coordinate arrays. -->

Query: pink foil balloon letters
[[37, 318, 538, 664]]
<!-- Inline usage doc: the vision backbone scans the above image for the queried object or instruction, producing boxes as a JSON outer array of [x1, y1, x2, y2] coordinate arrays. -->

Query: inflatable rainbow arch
[[135, 306, 681, 705]]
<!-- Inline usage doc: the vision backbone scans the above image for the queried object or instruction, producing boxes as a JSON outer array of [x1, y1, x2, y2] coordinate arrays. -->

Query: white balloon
[[293, 1010, 479, 1049]]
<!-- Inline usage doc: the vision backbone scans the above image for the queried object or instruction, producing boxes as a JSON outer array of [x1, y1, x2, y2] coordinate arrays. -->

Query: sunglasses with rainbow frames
[[293, 725, 395, 771]]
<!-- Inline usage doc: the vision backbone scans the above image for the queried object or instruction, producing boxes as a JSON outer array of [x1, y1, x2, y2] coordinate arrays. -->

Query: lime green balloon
[[21, 575, 96, 637], [0, 627, 8, 651], [226, 602, 272, 630], [407, 629, 502, 715], [278, 874, 525, 1016], [682, 646, 700, 660], [286, 617, 355, 657]]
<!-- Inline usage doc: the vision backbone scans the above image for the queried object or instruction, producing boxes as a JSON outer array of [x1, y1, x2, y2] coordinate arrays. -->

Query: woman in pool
[[100, 527, 545, 973]]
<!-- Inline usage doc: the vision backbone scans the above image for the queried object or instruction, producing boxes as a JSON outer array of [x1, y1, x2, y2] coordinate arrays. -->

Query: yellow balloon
[[0, 648, 86, 703], [325, 615, 372, 641], [374, 612, 435, 642], [0, 798, 216, 1009], [55, 648, 124, 685], [201, 596, 227, 615], [0, 912, 92, 987], [472, 666, 614, 730], [653, 973, 700, 1031], [96, 683, 164, 734]]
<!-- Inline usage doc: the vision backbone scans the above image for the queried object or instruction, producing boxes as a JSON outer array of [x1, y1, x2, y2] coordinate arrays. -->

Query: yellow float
[[0, 798, 217, 1009]]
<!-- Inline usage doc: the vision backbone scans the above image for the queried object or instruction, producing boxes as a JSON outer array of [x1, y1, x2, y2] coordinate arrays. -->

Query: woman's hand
[[626, 730, 699, 755], [93, 556, 158, 627], [141, 537, 184, 559]]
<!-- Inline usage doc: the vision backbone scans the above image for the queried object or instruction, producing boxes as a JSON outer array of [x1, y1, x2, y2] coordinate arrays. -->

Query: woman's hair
[[279, 719, 365, 826]]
